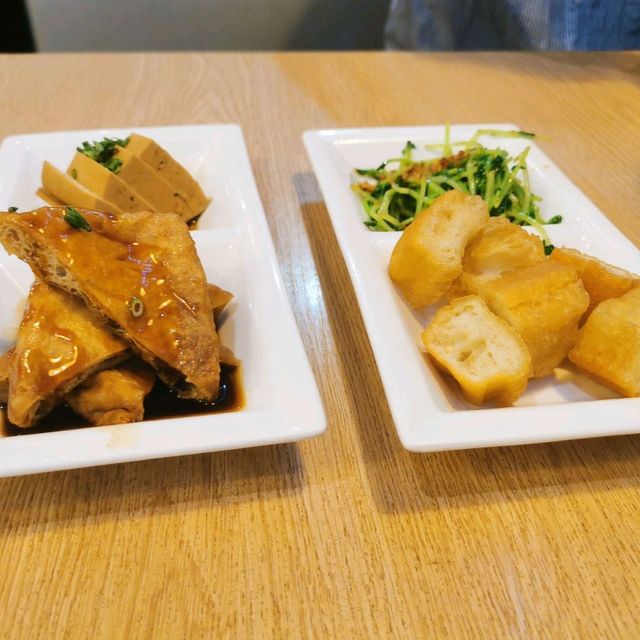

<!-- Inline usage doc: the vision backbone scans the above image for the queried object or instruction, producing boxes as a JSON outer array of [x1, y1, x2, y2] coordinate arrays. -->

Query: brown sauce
[[1, 364, 244, 436]]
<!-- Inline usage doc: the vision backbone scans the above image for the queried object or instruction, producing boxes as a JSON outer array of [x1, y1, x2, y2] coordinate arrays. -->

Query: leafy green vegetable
[[64, 206, 91, 231], [77, 136, 130, 174], [351, 128, 560, 250]]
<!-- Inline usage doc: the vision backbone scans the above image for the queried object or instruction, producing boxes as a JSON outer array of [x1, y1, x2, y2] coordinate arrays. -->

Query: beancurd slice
[[389, 190, 489, 308], [449, 217, 546, 298], [478, 261, 589, 378], [8, 281, 128, 427], [111, 146, 196, 221], [0, 207, 221, 401], [550, 247, 639, 315], [42, 161, 124, 215], [36, 187, 66, 207], [569, 287, 640, 397], [126, 133, 211, 215], [67, 152, 156, 214], [422, 295, 531, 406]]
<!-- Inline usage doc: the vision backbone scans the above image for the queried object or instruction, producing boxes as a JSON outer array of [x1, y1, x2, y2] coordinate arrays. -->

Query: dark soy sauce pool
[[1, 364, 243, 436]]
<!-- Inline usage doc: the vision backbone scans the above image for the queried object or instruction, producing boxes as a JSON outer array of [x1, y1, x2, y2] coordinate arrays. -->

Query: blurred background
[[3, 0, 639, 53], [4, 0, 388, 52]]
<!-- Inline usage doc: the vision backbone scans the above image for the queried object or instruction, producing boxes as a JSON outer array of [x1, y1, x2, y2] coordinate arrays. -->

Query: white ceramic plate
[[0, 124, 325, 476], [304, 123, 640, 451]]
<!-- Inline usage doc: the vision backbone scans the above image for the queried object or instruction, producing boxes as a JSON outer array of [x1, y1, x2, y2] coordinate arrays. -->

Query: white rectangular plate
[[0, 124, 325, 476], [304, 123, 640, 451]]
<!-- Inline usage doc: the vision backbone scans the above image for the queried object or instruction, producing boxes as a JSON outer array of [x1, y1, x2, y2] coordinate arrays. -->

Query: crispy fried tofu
[[8, 281, 128, 427], [67, 360, 156, 425], [389, 191, 489, 307], [0, 348, 12, 404], [550, 247, 639, 315], [478, 261, 590, 378], [449, 217, 546, 298], [569, 288, 640, 397], [206, 284, 238, 366], [0, 207, 221, 401], [422, 296, 531, 406], [207, 283, 234, 323]]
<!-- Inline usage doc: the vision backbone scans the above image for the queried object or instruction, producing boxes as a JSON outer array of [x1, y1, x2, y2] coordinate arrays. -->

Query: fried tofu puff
[[8, 281, 128, 427], [448, 217, 546, 299], [550, 247, 639, 315], [389, 190, 488, 308], [422, 296, 531, 406], [0, 207, 221, 401], [569, 287, 640, 397], [67, 360, 156, 426], [477, 261, 589, 378]]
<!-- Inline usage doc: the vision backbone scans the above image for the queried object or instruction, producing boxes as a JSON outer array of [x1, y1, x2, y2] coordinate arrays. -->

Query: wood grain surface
[[0, 51, 639, 639]]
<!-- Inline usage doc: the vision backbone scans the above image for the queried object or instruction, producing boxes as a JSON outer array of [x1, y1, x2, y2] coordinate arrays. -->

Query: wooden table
[[0, 52, 639, 639]]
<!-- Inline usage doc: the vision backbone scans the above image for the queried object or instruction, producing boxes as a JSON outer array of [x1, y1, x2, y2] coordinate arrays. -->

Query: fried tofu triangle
[[389, 191, 488, 308], [67, 360, 156, 426], [0, 207, 221, 401], [9, 281, 129, 427], [0, 348, 12, 404], [569, 288, 640, 397], [422, 296, 531, 406]]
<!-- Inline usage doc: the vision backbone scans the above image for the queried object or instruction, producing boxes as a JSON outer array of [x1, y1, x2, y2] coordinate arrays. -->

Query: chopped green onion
[[77, 136, 130, 174], [128, 296, 145, 318], [63, 207, 91, 231]]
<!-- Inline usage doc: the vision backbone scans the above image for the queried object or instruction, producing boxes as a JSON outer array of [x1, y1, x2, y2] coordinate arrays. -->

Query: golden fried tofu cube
[[478, 261, 589, 378], [422, 295, 531, 406], [550, 247, 638, 314], [389, 190, 488, 308], [449, 217, 546, 298], [569, 288, 640, 397]]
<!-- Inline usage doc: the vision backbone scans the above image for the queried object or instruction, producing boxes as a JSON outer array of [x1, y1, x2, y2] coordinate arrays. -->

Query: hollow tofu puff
[[550, 247, 639, 315], [111, 146, 196, 221], [449, 217, 546, 298], [389, 191, 488, 307], [422, 296, 531, 406], [67, 152, 156, 214], [42, 161, 123, 215], [125, 134, 210, 215], [478, 261, 589, 378], [569, 288, 640, 397]]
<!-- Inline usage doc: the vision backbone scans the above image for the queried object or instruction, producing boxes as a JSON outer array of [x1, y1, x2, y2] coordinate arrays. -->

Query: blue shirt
[[385, 0, 640, 50]]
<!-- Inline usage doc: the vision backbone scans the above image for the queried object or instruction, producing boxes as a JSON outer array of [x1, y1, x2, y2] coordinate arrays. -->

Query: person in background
[[385, 0, 640, 50]]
